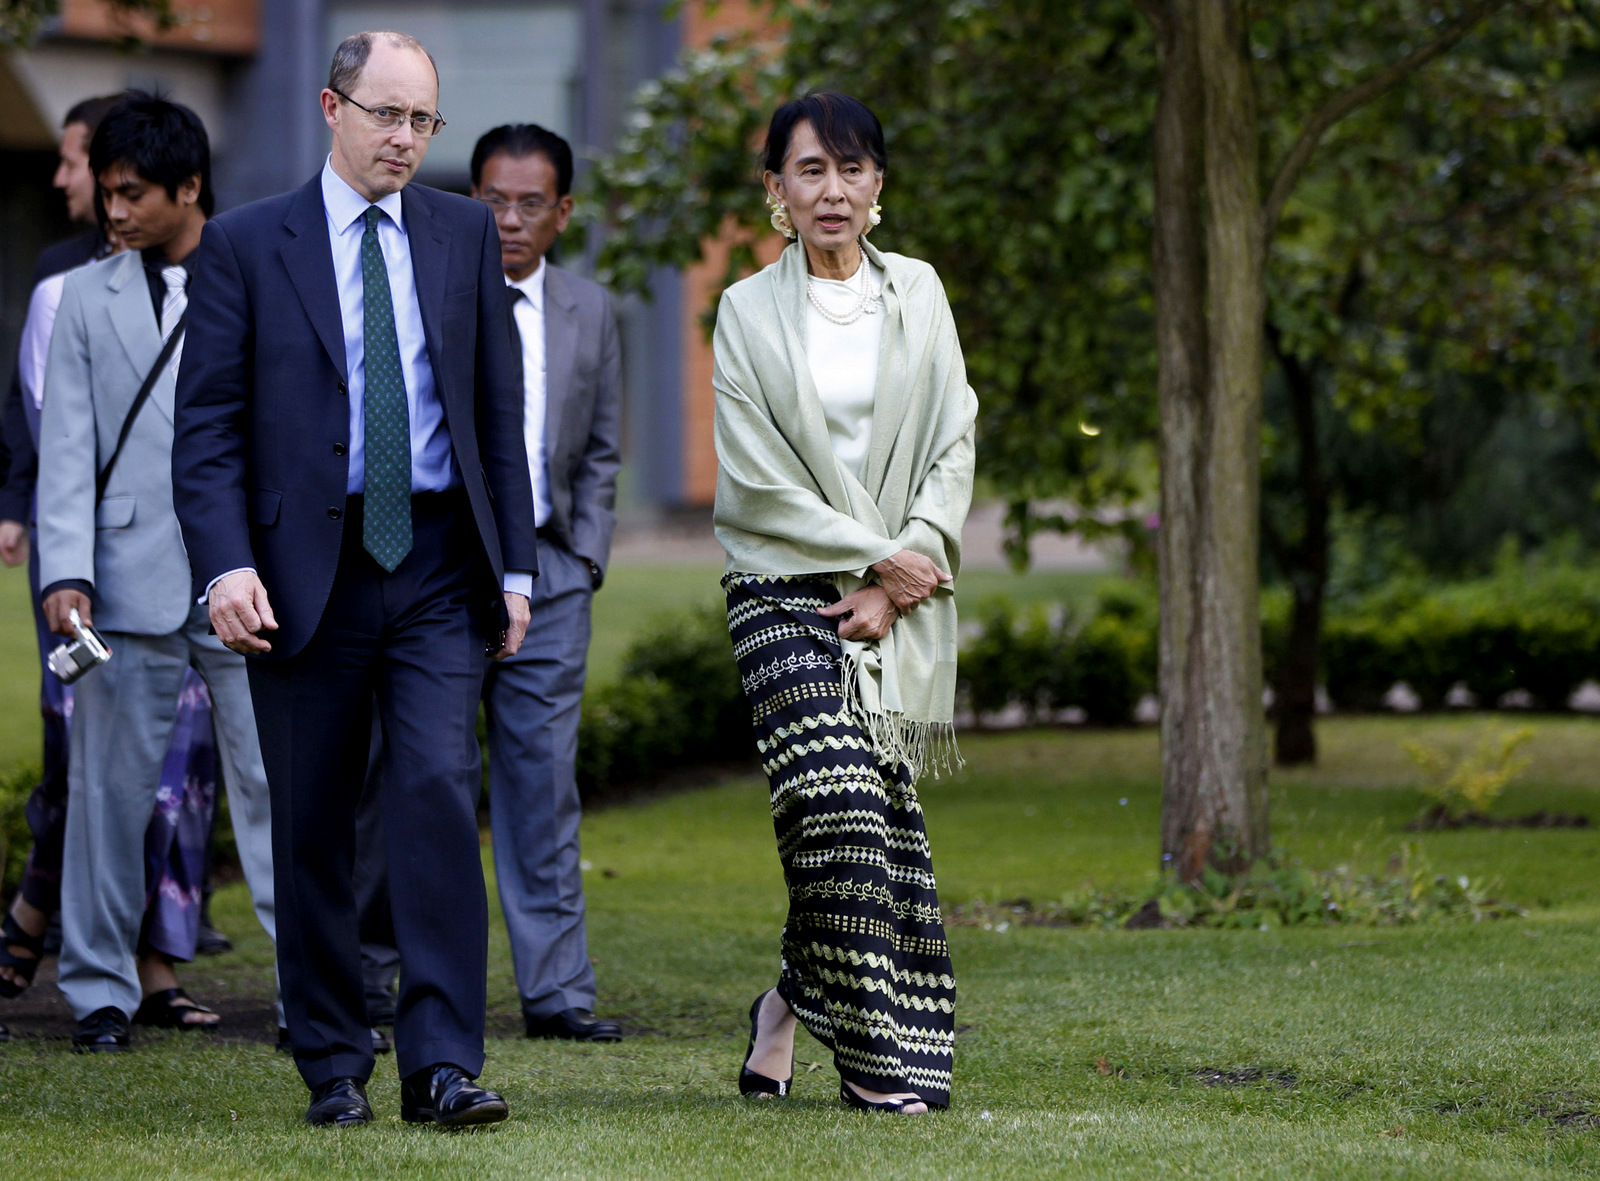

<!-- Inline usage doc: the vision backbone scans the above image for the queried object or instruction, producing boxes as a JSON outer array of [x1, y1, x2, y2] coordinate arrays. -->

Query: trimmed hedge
[[1318, 570, 1600, 710], [960, 564, 1600, 725]]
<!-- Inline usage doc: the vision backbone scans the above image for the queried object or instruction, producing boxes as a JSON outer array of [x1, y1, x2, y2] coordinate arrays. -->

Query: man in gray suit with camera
[[36, 93, 275, 1052], [471, 124, 624, 1042]]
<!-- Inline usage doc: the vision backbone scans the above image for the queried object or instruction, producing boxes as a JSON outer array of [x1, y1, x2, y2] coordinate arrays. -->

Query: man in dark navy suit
[[172, 30, 535, 1128]]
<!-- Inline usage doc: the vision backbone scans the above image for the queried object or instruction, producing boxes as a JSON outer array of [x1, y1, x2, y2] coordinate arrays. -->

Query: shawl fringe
[[839, 646, 964, 781]]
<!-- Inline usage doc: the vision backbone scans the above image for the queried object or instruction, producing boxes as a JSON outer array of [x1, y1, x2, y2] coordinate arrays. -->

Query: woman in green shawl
[[715, 93, 977, 1115]]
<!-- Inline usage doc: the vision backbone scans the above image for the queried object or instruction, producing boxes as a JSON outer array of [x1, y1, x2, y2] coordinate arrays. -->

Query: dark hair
[[89, 90, 213, 218], [328, 30, 439, 95], [470, 123, 574, 195], [62, 94, 123, 135], [763, 92, 886, 176]]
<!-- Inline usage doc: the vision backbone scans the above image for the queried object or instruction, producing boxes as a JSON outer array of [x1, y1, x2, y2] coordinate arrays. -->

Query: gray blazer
[[37, 250, 193, 636], [530, 265, 623, 579]]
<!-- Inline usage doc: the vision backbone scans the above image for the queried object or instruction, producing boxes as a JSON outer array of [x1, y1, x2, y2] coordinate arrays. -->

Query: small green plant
[[948, 844, 1523, 931], [1404, 726, 1534, 821]]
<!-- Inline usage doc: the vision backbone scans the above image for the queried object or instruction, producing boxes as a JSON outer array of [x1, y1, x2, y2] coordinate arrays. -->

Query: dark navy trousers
[[248, 491, 490, 1088]]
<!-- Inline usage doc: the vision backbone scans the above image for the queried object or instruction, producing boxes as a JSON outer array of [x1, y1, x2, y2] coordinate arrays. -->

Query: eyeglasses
[[477, 196, 561, 221], [332, 88, 446, 137]]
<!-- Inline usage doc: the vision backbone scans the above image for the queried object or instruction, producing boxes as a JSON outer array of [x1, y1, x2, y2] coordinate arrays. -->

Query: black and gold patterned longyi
[[725, 573, 956, 1108]]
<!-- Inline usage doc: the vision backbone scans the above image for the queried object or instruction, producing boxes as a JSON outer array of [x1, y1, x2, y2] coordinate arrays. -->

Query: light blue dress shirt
[[320, 158, 456, 496]]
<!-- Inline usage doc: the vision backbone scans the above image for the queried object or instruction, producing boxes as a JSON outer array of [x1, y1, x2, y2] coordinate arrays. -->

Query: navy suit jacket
[[172, 175, 538, 660]]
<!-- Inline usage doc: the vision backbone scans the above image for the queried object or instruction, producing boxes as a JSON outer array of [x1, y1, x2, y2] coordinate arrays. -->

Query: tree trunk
[[1146, 0, 1211, 879], [1152, 0, 1269, 880], [1268, 330, 1327, 767], [1139, 0, 1499, 870]]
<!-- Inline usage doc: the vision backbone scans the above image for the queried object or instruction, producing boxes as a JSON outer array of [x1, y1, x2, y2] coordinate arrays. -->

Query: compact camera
[[47, 607, 112, 684]]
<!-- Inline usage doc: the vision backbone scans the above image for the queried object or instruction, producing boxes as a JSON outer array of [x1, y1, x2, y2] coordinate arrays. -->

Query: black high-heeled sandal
[[839, 1081, 928, 1113], [0, 912, 46, 999], [737, 989, 792, 1099]]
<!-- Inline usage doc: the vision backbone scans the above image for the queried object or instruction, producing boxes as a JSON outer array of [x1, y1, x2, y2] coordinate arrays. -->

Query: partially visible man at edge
[[172, 30, 535, 1129], [0, 95, 121, 1033]]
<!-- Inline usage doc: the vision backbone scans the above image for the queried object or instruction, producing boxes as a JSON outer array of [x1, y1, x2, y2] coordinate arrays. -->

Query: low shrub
[[576, 606, 753, 799], [959, 585, 1158, 726], [948, 845, 1524, 931]]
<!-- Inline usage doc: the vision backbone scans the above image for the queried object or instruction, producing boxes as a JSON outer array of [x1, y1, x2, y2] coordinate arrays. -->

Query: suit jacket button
[[333, 443, 347, 456], [328, 507, 342, 520], [337, 381, 348, 395]]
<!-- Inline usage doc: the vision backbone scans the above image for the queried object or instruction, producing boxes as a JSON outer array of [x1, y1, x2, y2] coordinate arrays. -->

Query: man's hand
[[870, 549, 952, 614], [0, 520, 28, 568], [44, 587, 94, 637], [818, 585, 898, 642], [209, 570, 278, 655], [492, 592, 531, 661]]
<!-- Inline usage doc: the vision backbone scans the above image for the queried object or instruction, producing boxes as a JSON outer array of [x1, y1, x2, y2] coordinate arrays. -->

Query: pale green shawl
[[712, 238, 977, 780]]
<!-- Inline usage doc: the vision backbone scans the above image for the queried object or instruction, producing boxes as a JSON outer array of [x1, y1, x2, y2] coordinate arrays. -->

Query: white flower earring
[[767, 196, 796, 240], [866, 201, 883, 233]]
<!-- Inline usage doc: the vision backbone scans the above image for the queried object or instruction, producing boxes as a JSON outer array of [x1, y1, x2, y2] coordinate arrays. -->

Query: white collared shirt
[[19, 271, 68, 437], [320, 156, 456, 496], [506, 259, 551, 528]]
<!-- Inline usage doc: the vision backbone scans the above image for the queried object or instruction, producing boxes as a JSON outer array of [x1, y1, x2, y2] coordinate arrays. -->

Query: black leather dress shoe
[[306, 1077, 372, 1127], [400, 1063, 509, 1128], [72, 1006, 130, 1053], [524, 1008, 623, 1043]]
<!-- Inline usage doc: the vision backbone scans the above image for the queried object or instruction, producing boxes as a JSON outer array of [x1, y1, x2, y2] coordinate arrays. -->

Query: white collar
[[321, 155, 406, 235], [505, 257, 546, 312]]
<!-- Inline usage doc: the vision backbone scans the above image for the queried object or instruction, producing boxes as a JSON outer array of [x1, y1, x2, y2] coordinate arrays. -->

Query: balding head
[[328, 30, 437, 94], [322, 30, 441, 201]]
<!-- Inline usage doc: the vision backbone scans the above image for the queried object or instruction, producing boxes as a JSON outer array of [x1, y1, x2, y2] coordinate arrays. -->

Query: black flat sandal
[[132, 988, 220, 1030], [0, 913, 46, 999], [839, 1081, 928, 1113], [737, 989, 792, 1099]]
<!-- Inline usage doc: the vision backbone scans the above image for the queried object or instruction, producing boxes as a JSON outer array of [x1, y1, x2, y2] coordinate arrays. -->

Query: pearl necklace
[[807, 246, 881, 326]]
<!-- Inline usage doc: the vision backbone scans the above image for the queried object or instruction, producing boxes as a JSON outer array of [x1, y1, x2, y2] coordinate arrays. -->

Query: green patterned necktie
[[360, 205, 412, 571]]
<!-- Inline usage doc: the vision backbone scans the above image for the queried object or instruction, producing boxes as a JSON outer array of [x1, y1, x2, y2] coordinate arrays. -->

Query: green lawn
[[5, 718, 1600, 1178]]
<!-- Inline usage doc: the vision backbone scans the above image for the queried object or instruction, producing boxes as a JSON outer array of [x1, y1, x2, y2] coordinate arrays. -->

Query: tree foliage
[[0, 0, 175, 47], [592, 1, 1600, 559]]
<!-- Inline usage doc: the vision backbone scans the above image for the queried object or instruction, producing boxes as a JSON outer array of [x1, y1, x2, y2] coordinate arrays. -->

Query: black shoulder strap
[[96, 310, 187, 505]]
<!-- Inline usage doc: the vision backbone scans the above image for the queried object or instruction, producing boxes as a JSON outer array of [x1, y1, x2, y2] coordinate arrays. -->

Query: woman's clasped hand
[[817, 584, 898, 641], [870, 549, 952, 613], [816, 549, 951, 641]]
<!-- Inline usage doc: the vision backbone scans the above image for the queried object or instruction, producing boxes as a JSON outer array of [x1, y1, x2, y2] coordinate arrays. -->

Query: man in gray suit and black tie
[[36, 93, 276, 1052], [470, 123, 625, 1042]]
